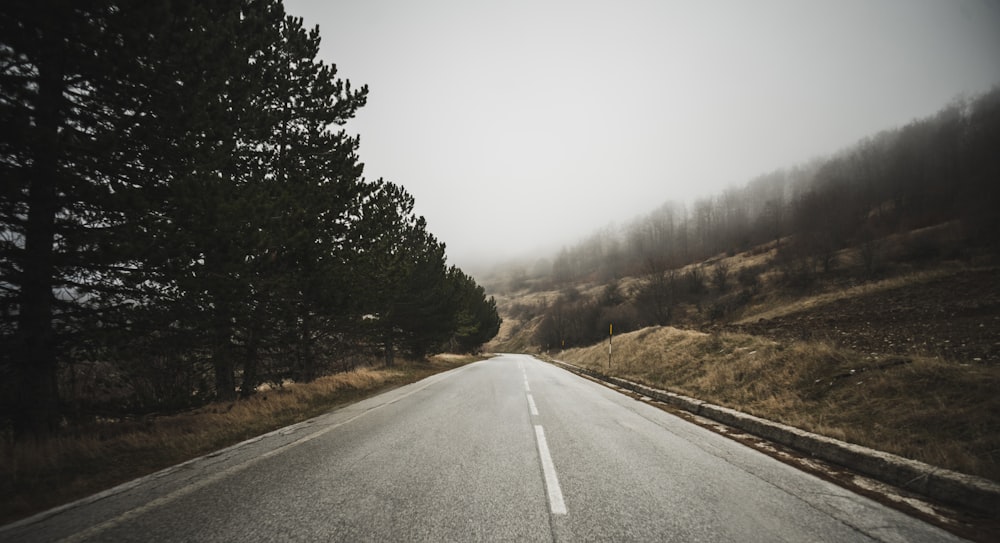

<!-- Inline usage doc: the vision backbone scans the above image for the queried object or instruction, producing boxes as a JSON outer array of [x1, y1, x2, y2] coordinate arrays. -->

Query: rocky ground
[[726, 268, 1000, 364]]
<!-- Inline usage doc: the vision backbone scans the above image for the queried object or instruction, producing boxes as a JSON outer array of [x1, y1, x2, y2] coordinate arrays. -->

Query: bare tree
[[711, 261, 730, 293], [632, 257, 676, 326]]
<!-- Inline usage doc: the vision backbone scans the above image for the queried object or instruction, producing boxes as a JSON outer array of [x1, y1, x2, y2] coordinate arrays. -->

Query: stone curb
[[547, 358, 1000, 518]]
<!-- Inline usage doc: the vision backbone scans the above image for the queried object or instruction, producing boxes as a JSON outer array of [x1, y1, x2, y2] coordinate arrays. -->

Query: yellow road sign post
[[608, 323, 613, 370]]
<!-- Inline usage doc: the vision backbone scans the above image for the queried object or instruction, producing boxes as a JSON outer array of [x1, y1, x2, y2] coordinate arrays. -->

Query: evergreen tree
[[257, 15, 369, 383], [0, 0, 179, 436], [1, 0, 498, 433], [124, 0, 289, 401], [350, 181, 453, 364], [447, 267, 501, 353], [391, 228, 454, 359]]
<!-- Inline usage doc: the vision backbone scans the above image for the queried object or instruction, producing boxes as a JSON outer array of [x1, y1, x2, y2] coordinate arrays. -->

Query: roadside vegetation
[[490, 241, 1000, 484], [551, 326, 1000, 483], [490, 250, 1000, 484], [0, 355, 481, 524]]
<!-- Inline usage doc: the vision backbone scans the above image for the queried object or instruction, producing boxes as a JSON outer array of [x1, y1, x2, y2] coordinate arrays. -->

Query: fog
[[284, 0, 1000, 273]]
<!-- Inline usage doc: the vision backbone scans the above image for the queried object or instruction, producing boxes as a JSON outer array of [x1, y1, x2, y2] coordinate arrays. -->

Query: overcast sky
[[284, 0, 1000, 272]]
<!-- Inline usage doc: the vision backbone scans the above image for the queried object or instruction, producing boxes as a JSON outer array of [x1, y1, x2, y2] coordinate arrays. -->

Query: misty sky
[[283, 0, 1000, 271]]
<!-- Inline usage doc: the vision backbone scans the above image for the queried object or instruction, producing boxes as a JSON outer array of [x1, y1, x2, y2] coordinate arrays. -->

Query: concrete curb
[[547, 358, 1000, 518]]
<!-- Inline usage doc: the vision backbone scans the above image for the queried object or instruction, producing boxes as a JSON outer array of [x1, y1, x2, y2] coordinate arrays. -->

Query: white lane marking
[[534, 425, 567, 515], [57, 367, 466, 543], [527, 393, 539, 416], [524, 378, 531, 392]]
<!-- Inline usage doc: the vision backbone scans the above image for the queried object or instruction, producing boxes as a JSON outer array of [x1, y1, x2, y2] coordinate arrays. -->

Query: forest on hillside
[[0, 1, 500, 440], [496, 87, 1000, 351]]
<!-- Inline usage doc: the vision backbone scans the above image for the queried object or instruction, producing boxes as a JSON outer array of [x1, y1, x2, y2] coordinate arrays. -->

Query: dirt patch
[[726, 268, 1000, 364]]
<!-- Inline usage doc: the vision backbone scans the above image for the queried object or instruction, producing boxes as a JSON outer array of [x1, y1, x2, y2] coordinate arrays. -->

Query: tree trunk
[[298, 314, 316, 382], [14, 31, 66, 438], [240, 328, 259, 398], [383, 334, 395, 368], [213, 319, 237, 401], [213, 348, 237, 402]]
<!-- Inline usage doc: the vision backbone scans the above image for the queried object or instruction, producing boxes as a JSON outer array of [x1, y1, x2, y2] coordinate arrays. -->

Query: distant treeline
[[0, 1, 500, 439], [511, 87, 1000, 350], [542, 87, 1000, 285]]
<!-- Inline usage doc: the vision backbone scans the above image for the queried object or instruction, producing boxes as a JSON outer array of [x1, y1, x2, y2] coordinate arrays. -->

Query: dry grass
[[488, 315, 545, 354], [736, 267, 960, 324], [0, 355, 481, 524], [559, 326, 1000, 482]]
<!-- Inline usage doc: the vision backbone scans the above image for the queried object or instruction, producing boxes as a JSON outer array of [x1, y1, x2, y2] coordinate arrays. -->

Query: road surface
[[0, 354, 964, 542]]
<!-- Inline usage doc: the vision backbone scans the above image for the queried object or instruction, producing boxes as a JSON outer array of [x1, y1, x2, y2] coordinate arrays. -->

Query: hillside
[[485, 87, 1000, 368], [483, 88, 1000, 485], [480, 78, 1000, 484], [725, 266, 999, 364], [485, 220, 1000, 485]]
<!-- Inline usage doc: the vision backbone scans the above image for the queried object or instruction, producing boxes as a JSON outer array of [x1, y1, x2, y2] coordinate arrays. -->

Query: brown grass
[[0, 355, 481, 524], [735, 267, 960, 324], [559, 326, 1000, 482]]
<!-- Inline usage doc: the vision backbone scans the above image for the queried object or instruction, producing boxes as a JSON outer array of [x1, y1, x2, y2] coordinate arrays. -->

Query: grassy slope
[[556, 325, 999, 483], [0, 355, 481, 524], [488, 230, 1000, 484]]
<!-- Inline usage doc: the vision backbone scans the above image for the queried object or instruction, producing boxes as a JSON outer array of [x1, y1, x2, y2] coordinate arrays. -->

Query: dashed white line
[[534, 425, 567, 515], [527, 393, 539, 416]]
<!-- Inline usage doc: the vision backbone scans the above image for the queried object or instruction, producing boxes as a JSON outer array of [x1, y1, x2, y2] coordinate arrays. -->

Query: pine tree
[[122, 0, 290, 401], [350, 181, 500, 361], [447, 268, 502, 353], [0, 0, 182, 436], [391, 227, 455, 359], [256, 15, 369, 383], [350, 182, 449, 365]]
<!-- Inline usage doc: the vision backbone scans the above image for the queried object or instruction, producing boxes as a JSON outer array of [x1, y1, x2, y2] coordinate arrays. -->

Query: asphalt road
[[1, 354, 965, 542]]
